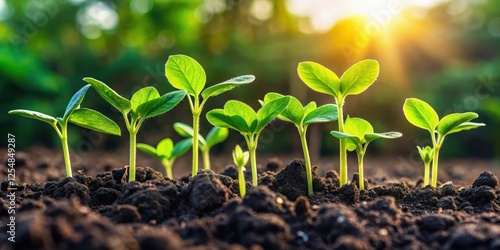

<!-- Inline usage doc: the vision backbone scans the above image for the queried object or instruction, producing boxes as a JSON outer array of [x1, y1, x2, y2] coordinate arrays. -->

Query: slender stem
[[299, 126, 313, 196], [423, 162, 430, 186], [245, 134, 259, 187], [202, 149, 210, 170], [238, 167, 246, 197], [60, 123, 72, 177], [337, 97, 348, 186], [161, 158, 173, 179], [431, 145, 441, 187], [129, 128, 137, 182], [356, 150, 365, 191], [192, 111, 200, 177]]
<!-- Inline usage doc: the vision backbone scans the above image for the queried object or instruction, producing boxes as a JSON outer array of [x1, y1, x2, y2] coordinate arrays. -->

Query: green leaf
[[344, 117, 373, 141], [172, 138, 192, 158], [330, 131, 359, 151], [417, 146, 433, 163], [303, 104, 338, 125], [83, 77, 131, 113], [223, 100, 257, 129], [256, 96, 290, 132], [339, 59, 379, 96], [165, 55, 206, 96], [446, 122, 485, 135], [8, 109, 57, 125], [68, 108, 121, 136], [297, 62, 340, 97], [137, 90, 186, 119], [201, 75, 255, 100], [206, 127, 229, 148], [137, 143, 159, 159], [232, 144, 249, 168], [206, 109, 241, 131], [173, 122, 207, 147], [263, 93, 302, 124], [364, 132, 402, 144], [303, 102, 317, 116], [403, 98, 439, 133], [130, 87, 160, 113], [63, 84, 91, 121], [437, 112, 478, 136], [157, 138, 174, 159]]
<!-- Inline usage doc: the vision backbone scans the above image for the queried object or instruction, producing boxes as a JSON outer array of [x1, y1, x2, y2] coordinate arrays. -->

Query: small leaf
[[232, 144, 249, 168], [417, 146, 433, 163], [137, 143, 159, 159], [165, 55, 206, 96], [171, 138, 192, 158], [8, 109, 57, 125], [83, 77, 131, 113], [303, 104, 338, 125], [224, 100, 257, 128], [437, 112, 478, 136], [131, 87, 160, 113], [263, 93, 302, 124], [446, 122, 485, 135], [138, 90, 186, 119], [364, 132, 402, 144], [173, 122, 207, 147], [206, 127, 229, 148], [403, 98, 439, 133], [330, 131, 359, 151], [298, 62, 340, 97], [344, 117, 373, 141], [339, 59, 379, 96], [157, 138, 174, 159], [256, 96, 290, 132], [201, 75, 255, 100], [206, 109, 241, 131], [69, 108, 121, 136], [63, 84, 91, 120]]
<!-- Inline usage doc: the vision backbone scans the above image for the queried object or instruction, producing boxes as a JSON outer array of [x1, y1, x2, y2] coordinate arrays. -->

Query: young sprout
[[232, 144, 249, 197], [417, 146, 433, 186], [298, 60, 380, 187], [206, 96, 290, 186], [83, 77, 186, 182], [261, 92, 338, 195], [173, 122, 229, 170], [137, 138, 192, 179], [403, 98, 485, 187], [165, 54, 255, 177], [8, 84, 120, 177], [330, 117, 402, 190]]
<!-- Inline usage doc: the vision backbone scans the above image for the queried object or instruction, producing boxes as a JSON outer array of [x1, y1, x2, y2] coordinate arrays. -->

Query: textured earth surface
[[1, 148, 500, 250]]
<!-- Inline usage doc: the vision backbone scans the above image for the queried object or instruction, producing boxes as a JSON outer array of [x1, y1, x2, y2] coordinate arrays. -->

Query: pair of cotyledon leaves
[[173, 122, 229, 152], [82, 78, 186, 124], [403, 98, 485, 138], [137, 138, 192, 161], [9, 84, 120, 136], [330, 117, 402, 151], [297, 60, 379, 99]]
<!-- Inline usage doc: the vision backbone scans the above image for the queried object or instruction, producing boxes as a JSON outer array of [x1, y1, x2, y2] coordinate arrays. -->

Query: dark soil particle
[[1, 157, 500, 250]]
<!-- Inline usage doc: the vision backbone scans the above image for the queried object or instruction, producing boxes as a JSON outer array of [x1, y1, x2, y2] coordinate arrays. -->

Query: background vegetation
[[2, 0, 499, 161]]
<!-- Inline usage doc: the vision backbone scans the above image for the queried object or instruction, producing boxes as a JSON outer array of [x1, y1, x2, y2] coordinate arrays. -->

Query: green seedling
[[8, 84, 120, 177], [137, 138, 192, 179], [206, 96, 291, 186], [232, 144, 249, 197], [417, 145, 433, 186], [403, 98, 485, 187], [83, 77, 186, 182], [173, 122, 229, 170], [298, 60, 380, 187], [261, 92, 338, 195], [331, 117, 401, 190], [165, 54, 255, 177]]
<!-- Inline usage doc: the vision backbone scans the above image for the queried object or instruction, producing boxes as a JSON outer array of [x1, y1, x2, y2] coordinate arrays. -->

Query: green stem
[[246, 135, 258, 186], [161, 158, 173, 179], [299, 126, 313, 196], [129, 129, 137, 182], [202, 149, 210, 170], [191, 97, 201, 177], [60, 124, 72, 177], [356, 150, 365, 191], [431, 146, 440, 187], [337, 97, 348, 186], [424, 162, 430, 186], [238, 167, 246, 197]]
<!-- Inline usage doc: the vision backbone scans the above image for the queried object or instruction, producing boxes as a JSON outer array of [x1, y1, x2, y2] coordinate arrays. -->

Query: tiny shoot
[[330, 117, 402, 190], [232, 144, 249, 197], [206, 96, 291, 186], [8, 84, 121, 177], [403, 98, 485, 187], [173, 122, 229, 170], [165, 55, 255, 177], [137, 138, 192, 179], [417, 145, 433, 186], [83, 77, 186, 182], [298, 60, 380, 187], [261, 92, 338, 195]]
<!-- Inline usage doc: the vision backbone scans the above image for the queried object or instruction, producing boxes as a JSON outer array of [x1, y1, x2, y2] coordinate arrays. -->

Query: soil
[[1, 148, 500, 250]]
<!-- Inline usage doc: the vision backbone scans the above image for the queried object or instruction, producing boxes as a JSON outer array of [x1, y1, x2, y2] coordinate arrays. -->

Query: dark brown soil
[[1, 149, 500, 250]]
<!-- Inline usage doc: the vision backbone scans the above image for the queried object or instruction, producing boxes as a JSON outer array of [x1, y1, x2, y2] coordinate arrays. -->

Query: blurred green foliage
[[1, 0, 500, 159]]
